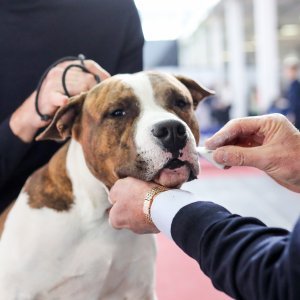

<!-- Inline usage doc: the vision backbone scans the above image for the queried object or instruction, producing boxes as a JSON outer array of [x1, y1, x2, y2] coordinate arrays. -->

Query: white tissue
[[196, 147, 226, 169]]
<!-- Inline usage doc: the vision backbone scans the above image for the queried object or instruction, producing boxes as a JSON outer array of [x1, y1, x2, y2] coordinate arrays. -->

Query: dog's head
[[37, 71, 213, 188]]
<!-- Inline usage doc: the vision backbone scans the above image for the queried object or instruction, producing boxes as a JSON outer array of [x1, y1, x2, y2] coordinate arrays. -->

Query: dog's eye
[[175, 99, 189, 109], [110, 109, 126, 117]]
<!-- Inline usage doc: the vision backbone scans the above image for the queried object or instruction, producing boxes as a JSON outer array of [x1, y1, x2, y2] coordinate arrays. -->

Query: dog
[[0, 71, 212, 299]]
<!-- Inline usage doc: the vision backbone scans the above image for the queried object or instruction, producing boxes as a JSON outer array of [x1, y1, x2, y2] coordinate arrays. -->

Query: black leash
[[35, 54, 101, 121]]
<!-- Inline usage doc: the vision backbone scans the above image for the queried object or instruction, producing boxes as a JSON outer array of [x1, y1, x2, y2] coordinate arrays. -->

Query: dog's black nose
[[152, 120, 187, 154]]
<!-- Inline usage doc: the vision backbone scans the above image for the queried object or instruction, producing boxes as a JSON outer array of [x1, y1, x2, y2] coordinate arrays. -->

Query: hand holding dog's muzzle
[[109, 177, 165, 234]]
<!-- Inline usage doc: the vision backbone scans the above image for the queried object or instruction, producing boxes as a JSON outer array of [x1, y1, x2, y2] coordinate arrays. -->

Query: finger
[[205, 117, 264, 150], [61, 70, 102, 95], [108, 215, 122, 230], [213, 145, 267, 169], [108, 207, 128, 229], [49, 93, 69, 107], [62, 74, 93, 95], [84, 60, 111, 81], [108, 207, 119, 228], [108, 187, 118, 205], [109, 179, 127, 205], [56, 60, 83, 69], [38, 92, 68, 117], [58, 60, 110, 82]]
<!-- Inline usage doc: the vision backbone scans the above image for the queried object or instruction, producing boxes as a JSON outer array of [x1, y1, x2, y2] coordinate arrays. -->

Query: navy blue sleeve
[[171, 201, 300, 300], [114, 0, 144, 73], [0, 117, 32, 189], [288, 81, 300, 112]]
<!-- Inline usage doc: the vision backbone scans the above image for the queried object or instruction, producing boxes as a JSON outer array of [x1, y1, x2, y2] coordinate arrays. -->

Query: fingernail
[[204, 139, 212, 148], [214, 149, 228, 163], [205, 136, 225, 150], [205, 139, 216, 150]]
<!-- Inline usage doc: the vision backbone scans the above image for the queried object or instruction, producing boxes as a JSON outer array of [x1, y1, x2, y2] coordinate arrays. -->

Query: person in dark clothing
[[284, 57, 300, 129], [109, 114, 300, 300], [0, 0, 144, 213]]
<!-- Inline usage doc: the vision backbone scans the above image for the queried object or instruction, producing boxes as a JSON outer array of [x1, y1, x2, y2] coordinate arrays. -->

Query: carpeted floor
[[156, 233, 231, 300]]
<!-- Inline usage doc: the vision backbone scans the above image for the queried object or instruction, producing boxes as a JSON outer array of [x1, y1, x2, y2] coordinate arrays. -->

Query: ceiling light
[[134, 0, 220, 41]]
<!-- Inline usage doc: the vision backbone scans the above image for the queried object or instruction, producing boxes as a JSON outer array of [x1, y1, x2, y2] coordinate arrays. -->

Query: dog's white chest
[[0, 193, 156, 300]]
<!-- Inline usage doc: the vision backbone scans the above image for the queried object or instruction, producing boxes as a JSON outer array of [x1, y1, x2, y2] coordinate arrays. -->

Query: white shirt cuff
[[150, 189, 199, 239]]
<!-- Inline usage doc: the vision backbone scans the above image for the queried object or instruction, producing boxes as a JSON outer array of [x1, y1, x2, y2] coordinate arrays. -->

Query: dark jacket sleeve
[[115, 0, 144, 73], [288, 80, 300, 112], [171, 201, 300, 300], [0, 117, 32, 189]]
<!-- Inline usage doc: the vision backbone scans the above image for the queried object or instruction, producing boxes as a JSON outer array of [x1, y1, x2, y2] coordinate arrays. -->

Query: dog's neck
[[25, 139, 110, 221], [66, 139, 110, 220]]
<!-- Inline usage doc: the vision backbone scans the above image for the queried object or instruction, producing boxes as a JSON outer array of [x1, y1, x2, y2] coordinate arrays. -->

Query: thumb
[[213, 145, 266, 169]]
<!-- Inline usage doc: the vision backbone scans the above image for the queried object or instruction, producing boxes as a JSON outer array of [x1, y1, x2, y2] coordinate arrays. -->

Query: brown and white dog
[[0, 71, 212, 299]]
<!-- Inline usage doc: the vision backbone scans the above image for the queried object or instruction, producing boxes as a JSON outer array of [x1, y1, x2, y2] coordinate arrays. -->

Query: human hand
[[109, 177, 165, 234], [10, 60, 110, 142], [205, 113, 300, 193]]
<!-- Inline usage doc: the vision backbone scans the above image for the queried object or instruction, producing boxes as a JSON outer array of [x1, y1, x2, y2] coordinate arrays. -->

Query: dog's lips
[[153, 159, 195, 188], [164, 158, 185, 170]]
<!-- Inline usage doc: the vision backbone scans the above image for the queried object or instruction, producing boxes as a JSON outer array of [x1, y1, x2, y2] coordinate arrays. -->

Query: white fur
[[0, 140, 156, 300], [117, 73, 199, 179]]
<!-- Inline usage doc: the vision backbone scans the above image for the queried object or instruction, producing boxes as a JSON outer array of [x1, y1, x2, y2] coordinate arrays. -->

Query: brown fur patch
[[0, 201, 15, 239], [175, 75, 214, 109], [25, 143, 73, 211], [77, 79, 141, 188]]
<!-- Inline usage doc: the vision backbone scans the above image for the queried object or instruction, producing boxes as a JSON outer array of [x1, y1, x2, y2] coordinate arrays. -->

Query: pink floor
[[156, 234, 231, 300]]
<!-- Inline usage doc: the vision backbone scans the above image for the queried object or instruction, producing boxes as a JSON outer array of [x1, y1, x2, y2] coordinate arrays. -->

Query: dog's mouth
[[116, 150, 199, 189], [164, 158, 185, 170], [153, 158, 197, 188]]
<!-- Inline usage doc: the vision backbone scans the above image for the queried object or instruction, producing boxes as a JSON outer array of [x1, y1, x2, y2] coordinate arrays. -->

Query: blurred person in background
[[211, 82, 232, 127], [0, 0, 143, 213], [267, 96, 290, 116], [284, 56, 300, 129]]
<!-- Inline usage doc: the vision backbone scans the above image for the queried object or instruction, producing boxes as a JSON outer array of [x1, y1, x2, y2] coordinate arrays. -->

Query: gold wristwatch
[[143, 186, 168, 223]]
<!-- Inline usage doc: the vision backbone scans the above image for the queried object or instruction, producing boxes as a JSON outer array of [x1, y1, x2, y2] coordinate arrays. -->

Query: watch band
[[143, 186, 168, 223]]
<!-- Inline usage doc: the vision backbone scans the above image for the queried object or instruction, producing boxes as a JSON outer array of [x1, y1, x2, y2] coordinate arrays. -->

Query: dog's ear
[[36, 92, 87, 142], [175, 75, 214, 109]]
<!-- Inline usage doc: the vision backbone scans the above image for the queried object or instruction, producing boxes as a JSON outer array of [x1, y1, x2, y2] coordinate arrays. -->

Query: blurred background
[[136, 0, 300, 133], [133, 1, 300, 299]]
